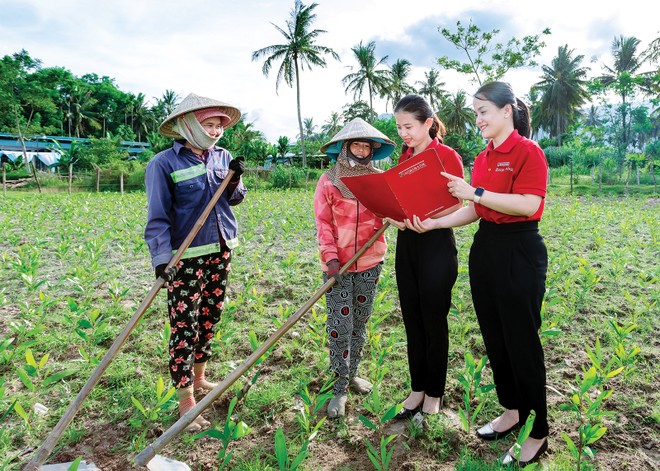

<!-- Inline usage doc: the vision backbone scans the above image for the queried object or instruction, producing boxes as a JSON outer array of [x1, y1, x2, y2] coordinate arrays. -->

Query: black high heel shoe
[[392, 404, 421, 421], [499, 438, 549, 467], [476, 420, 520, 440]]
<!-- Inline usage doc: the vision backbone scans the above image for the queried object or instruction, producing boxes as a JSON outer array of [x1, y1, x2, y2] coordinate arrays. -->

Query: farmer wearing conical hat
[[144, 93, 246, 432], [314, 118, 395, 418]]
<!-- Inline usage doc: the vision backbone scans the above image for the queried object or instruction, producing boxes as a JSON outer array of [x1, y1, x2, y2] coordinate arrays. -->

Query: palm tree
[[302, 117, 317, 141], [277, 136, 290, 162], [131, 93, 155, 142], [68, 86, 101, 138], [385, 58, 416, 110], [599, 36, 644, 159], [533, 45, 591, 145], [527, 88, 546, 140], [321, 111, 342, 138], [439, 91, 474, 134], [154, 89, 179, 124], [252, 0, 339, 167], [341, 41, 391, 121], [416, 69, 448, 112]]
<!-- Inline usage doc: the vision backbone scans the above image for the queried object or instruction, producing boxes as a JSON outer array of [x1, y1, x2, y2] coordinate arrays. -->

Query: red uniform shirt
[[400, 137, 465, 181], [471, 130, 548, 223]]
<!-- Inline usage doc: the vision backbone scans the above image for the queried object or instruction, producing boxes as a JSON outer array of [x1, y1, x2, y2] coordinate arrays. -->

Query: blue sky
[[1, 0, 657, 142]]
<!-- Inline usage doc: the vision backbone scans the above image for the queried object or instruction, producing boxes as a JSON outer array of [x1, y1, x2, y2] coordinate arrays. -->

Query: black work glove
[[326, 259, 342, 283], [155, 263, 175, 283], [228, 156, 245, 180]]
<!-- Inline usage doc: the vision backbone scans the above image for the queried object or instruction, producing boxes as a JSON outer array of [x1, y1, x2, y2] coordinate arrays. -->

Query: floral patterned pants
[[166, 250, 231, 388]]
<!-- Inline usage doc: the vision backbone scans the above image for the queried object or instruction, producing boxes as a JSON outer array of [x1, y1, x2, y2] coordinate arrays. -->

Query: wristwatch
[[473, 186, 485, 204]]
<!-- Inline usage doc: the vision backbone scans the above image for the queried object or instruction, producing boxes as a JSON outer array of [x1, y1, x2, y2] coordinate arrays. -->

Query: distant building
[[0, 133, 150, 170]]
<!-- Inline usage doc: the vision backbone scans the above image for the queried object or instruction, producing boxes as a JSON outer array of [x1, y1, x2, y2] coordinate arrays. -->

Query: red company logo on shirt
[[496, 162, 513, 172]]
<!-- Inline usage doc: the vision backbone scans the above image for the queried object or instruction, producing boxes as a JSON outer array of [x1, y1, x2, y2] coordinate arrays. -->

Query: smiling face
[[473, 96, 513, 145], [395, 111, 432, 151], [200, 116, 225, 138], [349, 140, 373, 159]]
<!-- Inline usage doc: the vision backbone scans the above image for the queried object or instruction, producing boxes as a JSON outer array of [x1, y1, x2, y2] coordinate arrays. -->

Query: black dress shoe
[[392, 405, 421, 421], [475, 421, 520, 440], [500, 438, 548, 467]]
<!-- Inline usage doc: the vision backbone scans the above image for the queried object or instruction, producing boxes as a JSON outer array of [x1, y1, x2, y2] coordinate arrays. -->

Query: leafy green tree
[[76, 136, 129, 170], [437, 20, 550, 86], [252, 0, 339, 167], [533, 45, 591, 145], [415, 69, 447, 112], [0, 50, 41, 133], [444, 129, 485, 167], [342, 41, 390, 121], [80, 73, 129, 137], [372, 116, 403, 161]]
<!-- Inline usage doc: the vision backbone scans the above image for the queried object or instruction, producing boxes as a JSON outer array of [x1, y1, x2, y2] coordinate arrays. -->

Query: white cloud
[[1, 0, 657, 142]]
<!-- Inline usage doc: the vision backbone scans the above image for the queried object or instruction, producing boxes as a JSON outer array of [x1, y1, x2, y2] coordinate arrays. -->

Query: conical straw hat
[[320, 117, 395, 160], [159, 93, 242, 138]]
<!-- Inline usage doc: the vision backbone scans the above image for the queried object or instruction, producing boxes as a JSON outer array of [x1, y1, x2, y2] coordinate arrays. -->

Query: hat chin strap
[[346, 150, 373, 166], [172, 112, 222, 150]]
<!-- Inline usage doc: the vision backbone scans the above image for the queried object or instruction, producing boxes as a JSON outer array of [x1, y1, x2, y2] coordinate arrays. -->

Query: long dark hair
[[394, 94, 447, 143], [473, 81, 531, 138]]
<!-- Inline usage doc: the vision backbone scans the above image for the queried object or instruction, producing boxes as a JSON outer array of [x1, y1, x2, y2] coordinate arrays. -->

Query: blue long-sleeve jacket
[[144, 141, 246, 268]]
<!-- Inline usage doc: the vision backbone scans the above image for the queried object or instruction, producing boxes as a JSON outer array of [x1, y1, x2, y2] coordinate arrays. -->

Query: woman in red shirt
[[387, 94, 464, 421], [406, 81, 549, 466]]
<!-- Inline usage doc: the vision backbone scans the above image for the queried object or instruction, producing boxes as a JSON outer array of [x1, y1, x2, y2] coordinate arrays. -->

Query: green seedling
[[576, 257, 602, 302], [12, 349, 75, 427], [510, 410, 537, 467], [11, 245, 47, 293], [274, 426, 309, 471], [128, 376, 176, 450], [295, 377, 333, 439], [358, 386, 403, 471], [129, 376, 176, 428], [456, 352, 495, 432], [306, 307, 327, 350], [197, 396, 252, 469], [560, 366, 614, 470], [236, 330, 274, 400], [584, 338, 624, 386], [609, 320, 641, 380]]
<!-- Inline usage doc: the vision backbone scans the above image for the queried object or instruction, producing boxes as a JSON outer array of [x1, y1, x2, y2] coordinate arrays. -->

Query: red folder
[[340, 147, 459, 221]]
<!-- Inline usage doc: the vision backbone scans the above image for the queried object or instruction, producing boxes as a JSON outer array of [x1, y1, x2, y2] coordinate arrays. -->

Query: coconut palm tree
[[252, 0, 339, 167], [385, 58, 416, 110], [415, 69, 448, 112], [439, 90, 474, 134], [321, 111, 342, 138], [341, 41, 390, 121], [68, 86, 101, 138], [153, 89, 179, 125], [598, 36, 645, 156], [533, 45, 591, 145], [302, 117, 317, 141], [130, 93, 154, 142]]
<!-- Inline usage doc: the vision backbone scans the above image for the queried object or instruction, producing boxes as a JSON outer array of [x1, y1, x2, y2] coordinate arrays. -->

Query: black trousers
[[395, 228, 458, 397], [469, 220, 549, 438]]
